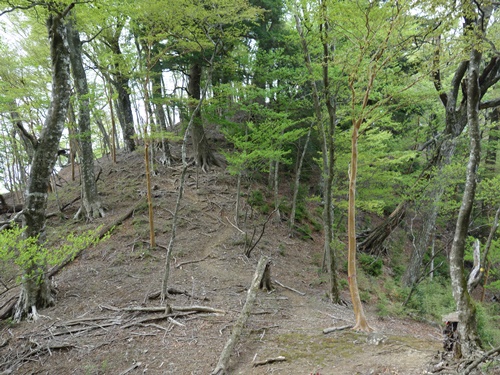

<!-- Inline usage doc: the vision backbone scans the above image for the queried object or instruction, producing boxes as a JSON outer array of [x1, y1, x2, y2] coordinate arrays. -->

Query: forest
[[1, 0, 500, 373]]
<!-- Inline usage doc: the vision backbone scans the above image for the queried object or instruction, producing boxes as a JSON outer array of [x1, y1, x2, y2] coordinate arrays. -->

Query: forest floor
[[0, 143, 453, 375]]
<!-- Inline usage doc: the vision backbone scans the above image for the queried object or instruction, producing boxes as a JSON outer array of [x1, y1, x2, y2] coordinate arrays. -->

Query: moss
[[273, 332, 359, 364]]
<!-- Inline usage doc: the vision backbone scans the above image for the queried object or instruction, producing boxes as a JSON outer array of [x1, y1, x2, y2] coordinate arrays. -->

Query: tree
[[67, 16, 104, 220], [293, 0, 340, 304], [1, 1, 76, 321], [447, 0, 494, 357]]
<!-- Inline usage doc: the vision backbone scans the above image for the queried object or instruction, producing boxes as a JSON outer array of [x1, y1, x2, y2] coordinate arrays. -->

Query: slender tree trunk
[[15, 6, 74, 321], [320, 1, 339, 304], [294, 11, 340, 303], [93, 112, 111, 155], [485, 107, 499, 174], [188, 61, 220, 172], [403, 139, 457, 286], [449, 41, 483, 358], [289, 124, 313, 235], [152, 70, 173, 165], [106, 31, 136, 153], [67, 18, 104, 220], [347, 119, 372, 332]]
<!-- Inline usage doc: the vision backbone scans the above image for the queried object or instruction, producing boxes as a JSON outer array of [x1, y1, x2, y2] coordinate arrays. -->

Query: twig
[[323, 325, 353, 334], [245, 209, 277, 257], [175, 254, 210, 268], [118, 362, 142, 375], [274, 279, 305, 296], [253, 356, 286, 367], [226, 216, 245, 234]]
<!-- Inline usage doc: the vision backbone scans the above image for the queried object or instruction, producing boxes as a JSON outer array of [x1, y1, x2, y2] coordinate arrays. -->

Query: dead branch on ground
[[100, 304, 225, 315], [175, 254, 211, 268], [274, 279, 305, 296], [212, 256, 272, 375], [323, 325, 354, 334], [463, 345, 500, 375], [253, 356, 286, 367]]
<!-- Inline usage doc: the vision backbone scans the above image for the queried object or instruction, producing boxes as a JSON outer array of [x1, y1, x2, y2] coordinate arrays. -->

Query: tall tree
[[293, 0, 340, 304], [448, 0, 495, 357], [67, 16, 104, 220], [92, 15, 137, 153], [2, 2, 76, 321]]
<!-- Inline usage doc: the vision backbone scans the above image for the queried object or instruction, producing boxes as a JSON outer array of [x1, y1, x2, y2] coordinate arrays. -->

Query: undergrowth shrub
[[359, 253, 383, 277], [404, 278, 455, 320], [0, 224, 104, 284], [476, 303, 500, 347]]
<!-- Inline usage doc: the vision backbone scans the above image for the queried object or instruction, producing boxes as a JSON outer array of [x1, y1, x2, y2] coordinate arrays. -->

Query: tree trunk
[[106, 31, 136, 153], [93, 112, 112, 155], [294, 11, 339, 303], [188, 61, 219, 172], [67, 19, 104, 220], [449, 38, 483, 358], [15, 7, 73, 321], [289, 124, 312, 235], [152, 69, 173, 165], [348, 119, 372, 332], [358, 200, 407, 255], [320, 2, 340, 304], [403, 138, 458, 286], [485, 107, 499, 174]]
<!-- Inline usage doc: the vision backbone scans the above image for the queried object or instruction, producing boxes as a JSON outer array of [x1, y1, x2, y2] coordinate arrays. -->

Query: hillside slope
[[0, 148, 443, 375]]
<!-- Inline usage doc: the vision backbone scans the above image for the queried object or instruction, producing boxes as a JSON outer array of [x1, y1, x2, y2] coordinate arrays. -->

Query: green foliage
[[476, 303, 500, 347], [404, 279, 456, 320], [358, 253, 383, 277], [247, 189, 270, 214], [0, 224, 102, 284]]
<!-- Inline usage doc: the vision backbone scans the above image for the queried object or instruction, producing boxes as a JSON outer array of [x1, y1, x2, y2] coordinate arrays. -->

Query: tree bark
[[449, 34, 483, 357], [105, 27, 136, 153], [347, 119, 372, 332], [188, 61, 219, 172], [152, 69, 173, 165], [485, 107, 499, 174], [294, 10, 339, 303], [15, 6, 74, 321], [67, 18, 104, 220]]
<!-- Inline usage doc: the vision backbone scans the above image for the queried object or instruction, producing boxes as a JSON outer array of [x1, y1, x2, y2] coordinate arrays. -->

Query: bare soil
[[0, 147, 445, 375]]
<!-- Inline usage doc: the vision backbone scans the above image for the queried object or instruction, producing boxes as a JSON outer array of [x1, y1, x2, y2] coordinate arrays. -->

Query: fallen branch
[[101, 304, 225, 315], [146, 287, 209, 301], [175, 254, 211, 268], [323, 325, 353, 334], [274, 279, 305, 296], [121, 312, 195, 329], [118, 362, 142, 375], [463, 345, 500, 375], [212, 256, 271, 375], [253, 356, 286, 367], [226, 216, 245, 234]]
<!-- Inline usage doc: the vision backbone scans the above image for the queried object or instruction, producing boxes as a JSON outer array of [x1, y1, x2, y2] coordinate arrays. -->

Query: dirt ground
[[1, 147, 448, 375]]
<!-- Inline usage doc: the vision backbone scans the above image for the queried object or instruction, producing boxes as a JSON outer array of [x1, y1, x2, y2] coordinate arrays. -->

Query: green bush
[[359, 253, 383, 277], [404, 279, 455, 320], [476, 303, 500, 347]]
